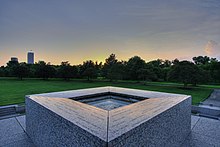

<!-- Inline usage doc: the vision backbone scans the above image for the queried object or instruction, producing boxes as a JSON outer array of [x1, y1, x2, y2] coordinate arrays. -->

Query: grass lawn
[[0, 78, 218, 106]]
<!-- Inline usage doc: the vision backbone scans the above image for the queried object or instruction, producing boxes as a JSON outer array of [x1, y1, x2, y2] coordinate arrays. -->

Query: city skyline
[[0, 0, 220, 66], [3, 49, 219, 66]]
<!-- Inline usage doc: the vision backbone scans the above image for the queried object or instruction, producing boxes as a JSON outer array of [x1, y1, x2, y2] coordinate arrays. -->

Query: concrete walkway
[[182, 116, 220, 147], [0, 115, 220, 147], [202, 89, 220, 107], [0, 115, 34, 147]]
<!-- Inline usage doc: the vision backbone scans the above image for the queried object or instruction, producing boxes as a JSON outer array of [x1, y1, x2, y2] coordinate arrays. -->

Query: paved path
[[202, 89, 220, 107], [0, 116, 34, 147], [0, 115, 220, 147], [182, 116, 220, 147]]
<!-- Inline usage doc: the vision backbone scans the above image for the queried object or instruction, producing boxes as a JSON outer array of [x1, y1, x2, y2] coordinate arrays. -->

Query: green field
[[0, 78, 219, 106]]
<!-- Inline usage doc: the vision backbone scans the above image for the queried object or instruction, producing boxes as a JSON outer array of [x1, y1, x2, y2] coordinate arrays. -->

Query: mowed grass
[[0, 78, 218, 106]]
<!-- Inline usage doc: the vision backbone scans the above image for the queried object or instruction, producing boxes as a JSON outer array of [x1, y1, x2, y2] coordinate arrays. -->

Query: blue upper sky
[[0, 0, 220, 65]]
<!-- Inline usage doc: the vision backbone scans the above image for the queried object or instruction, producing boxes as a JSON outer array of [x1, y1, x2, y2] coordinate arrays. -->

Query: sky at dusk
[[0, 0, 220, 66]]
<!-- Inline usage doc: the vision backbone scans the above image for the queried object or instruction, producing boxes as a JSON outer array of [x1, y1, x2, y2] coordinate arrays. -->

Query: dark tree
[[137, 65, 157, 81], [163, 60, 172, 68], [147, 59, 163, 67], [196, 57, 219, 83], [103, 54, 118, 81], [14, 62, 30, 80], [7, 60, 19, 67], [146, 59, 164, 81], [172, 58, 180, 65], [104, 54, 117, 66], [209, 61, 220, 83], [94, 61, 103, 78], [193, 67, 211, 85], [58, 61, 78, 81], [193, 56, 210, 65], [126, 56, 146, 80], [80, 60, 97, 81], [168, 61, 200, 88], [106, 61, 125, 81], [145, 59, 172, 81], [0, 66, 6, 77], [35, 61, 56, 80], [6, 60, 19, 77]]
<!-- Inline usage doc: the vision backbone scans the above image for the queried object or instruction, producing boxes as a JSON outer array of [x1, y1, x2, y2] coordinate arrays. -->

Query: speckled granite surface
[[26, 86, 191, 147], [1, 115, 220, 147]]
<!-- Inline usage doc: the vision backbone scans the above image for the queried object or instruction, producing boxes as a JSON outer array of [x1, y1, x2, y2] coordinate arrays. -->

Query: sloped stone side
[[26, 98, 107, 147], [108, 98, 191, 147]]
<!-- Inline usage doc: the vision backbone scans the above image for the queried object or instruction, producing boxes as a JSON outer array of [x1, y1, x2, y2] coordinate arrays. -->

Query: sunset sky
[[0, 0, 220, 66]]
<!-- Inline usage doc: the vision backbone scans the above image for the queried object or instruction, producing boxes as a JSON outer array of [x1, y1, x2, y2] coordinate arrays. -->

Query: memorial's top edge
[[26, 86, 190, 100]]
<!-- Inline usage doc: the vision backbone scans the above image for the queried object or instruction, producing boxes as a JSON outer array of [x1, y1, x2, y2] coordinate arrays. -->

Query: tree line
[[0, 54, 220, 88]]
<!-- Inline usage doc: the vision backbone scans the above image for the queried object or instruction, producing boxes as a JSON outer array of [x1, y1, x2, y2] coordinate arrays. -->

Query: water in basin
[[74, 93, 144, 111], [87, 98, 132, 110]]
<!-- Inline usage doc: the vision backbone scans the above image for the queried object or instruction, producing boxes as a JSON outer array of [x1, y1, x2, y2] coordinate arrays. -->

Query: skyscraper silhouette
[[27, 50, 34, 64]]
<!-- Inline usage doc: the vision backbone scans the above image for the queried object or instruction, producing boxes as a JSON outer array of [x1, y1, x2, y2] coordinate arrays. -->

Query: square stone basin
[[73, 92, 145, 110], [26, 86, 191, 147]]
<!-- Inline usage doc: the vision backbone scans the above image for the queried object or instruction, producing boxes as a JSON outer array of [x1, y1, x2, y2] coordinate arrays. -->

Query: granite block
[[108, 98, 191, 147], [26, 98, 107, 147], [26, 86, 191, 147]]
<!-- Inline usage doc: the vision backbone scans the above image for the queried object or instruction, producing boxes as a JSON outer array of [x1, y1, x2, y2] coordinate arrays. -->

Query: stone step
[[0, 106, 17, 117], [199, 114, 220, 120], [0, 107, 15, 112], [0, 111, 16, 115], [192, 105, 220, 120], [0, 108, 16, 112], [0, 111, 17, 116], [0, 114, 21, 120]]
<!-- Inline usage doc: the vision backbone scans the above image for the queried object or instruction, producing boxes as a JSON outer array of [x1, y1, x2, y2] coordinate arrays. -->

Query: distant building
[[11, 57, 18, 62], [27, 51, 34, 64]]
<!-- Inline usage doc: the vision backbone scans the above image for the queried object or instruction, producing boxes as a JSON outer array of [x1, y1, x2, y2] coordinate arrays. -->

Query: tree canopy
[[1, 54, 219, 87]]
